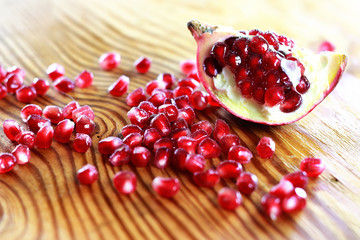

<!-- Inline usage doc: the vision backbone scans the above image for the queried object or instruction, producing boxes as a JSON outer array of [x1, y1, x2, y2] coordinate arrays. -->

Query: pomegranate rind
[[188, 20, 347, 125]]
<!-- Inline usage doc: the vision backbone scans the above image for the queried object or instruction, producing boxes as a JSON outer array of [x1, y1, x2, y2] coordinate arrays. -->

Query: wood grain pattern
[[0, 0, 360, 239]]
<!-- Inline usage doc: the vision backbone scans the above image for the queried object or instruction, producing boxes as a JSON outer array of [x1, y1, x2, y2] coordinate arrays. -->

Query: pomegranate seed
[[131, 146, 151, 167], [236, 172, 258, 195], [177, 136, 197, 154], [0, 65, 6, 83], [158, 104, 178, 122], [16, 86, 37, 103], [299, 157, 325, 178], [256, 137, 275, 159], [143, 128, 162, 148], [178, 78, 200, 89], [3, 119, 22, 141], [189, 129, 208, 144], [75, 115, 95, 135], [46, 63, 65, 81], [113, 170, 137, 194], [172, 148, 188, 170], [98, 136, 123, 155], [139, 101, 158, 115], [72, 105, 95, 121], [318, 40, 335, 52], [6, 66, 25, 79], [174, 95, 192, 109], [134, 57, 151, 74], [173, 86, 193, 98], [20, 104, 42, 122], [249, 35, 269, 55], [282, 188, 307, 213], [43, 105, 64, 124], [121, 124, 144, 138], [147, 91, 166, 107], [190, 91, 208, 110], [157, 73, 176, 89], [280, 91, 302, 113], [108, 75, 129, 96], [180, 59, 196, 75], [54, 119, 75, 143], [73, 133, 92, 153], [15, 131, 35, 148], [152, 177, 180, 198], [77, 164, 98, 184], [213, 119, 230, 143], [54, 76, 75, 93], [35, 125, 54, 149], [217, 160, 243, 178], [283, 171, 309, 189], [172, 118, 188, 129], [264, 86, 285, 107], [150, 113, 171, 137], [0, 84, 7, 99], [153, 138, 173, 152], [0, 153, 17, 174], [263, 51, 281, 70], [296, 76, 310, 94], [109, 144, 131, 166], [12, 144, 31, 165], [228, 145, 253, 164], [75, 70, 93, 88], [99, 52, 121, 70], [177, 107, 195, 125], [185, 153, 205, 173], [193, 169, 220, 188], [63, 101, 80, 119], [210, 42, 227, 66], [225, 51, 241, 69], [270, 180, 294, 199], [220, 134, 241, 154], [123, 132, 143, 148], [197, 137, 221, 159], [26, 115, 51, 133], [154, 147, 171, 169], [32, 78, 50, 95], [217, 187, 242, 210], [5, 73, 24, 93], [145, 80, 166, 95], [170, 127, 190, 140], [126, 88, 147, 107], [261, 194, 282, 220], [191, 120, 212, 135], [207, 95, 221, 107]]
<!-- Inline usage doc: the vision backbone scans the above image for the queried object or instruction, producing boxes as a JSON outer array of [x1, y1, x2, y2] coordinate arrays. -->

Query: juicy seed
[[134, 57, 152, 74], [54, 119, 75, 143], [177, 136, 198, 154], [109, 144, 131, 166], [190, 91, 209, 110], [20, 104, 42, 122], [282, 188, 307, 213], [178, 78, 200, 89], [35, 125, 54, 149], [126, 88, 147, 107], [217, 187, 242, 210], [191, 120, 213, 135], [172, 148, 189, 170], [264, 86, 285, 107], [236, 172, 258, 195], [228, 145, 253, 164], [270, 180, 294, 199], [5, 73, 24, 93], [113, 170, 137, 194], [213, 119, 230, 143], [299, 157, 326, 178], [0, 84, 7, 99], [150, 113, 171, 137], [154, 147, 171, 169], [72, 105, 95, 121], [193, 169, 220, 188], [26, 115, 51, 133], [46, 63, 65, 81], [177, 107, 195, 125], [123, 132, 143, 148], [77, 164, 98, 185], [280, 91, 302, 113], [121, 124, 144, 138], [217, 160, 243, 178], [185, 153, 206, 173], [43, 105, 64, 124], [0, 153, 17, 174], [152, 177, 180, 198], [75, 115, 95, 135], [157, 73, 176, 89], [98, 136, 123, 155], [261, 194, 282, 220], [127, 107, 150, 128], [210, 42, 227, 66], [219, 134, 241, 154], [53, 76, 75, 93], [197, 137, 221, 159], [15, 131, 35, 148], [180, 59, 196, 75], [63, 101, 80, 120], [108, 75, 129, 97], [153, 138, 173, 152], [158, 104, 178, 122], [73, 133, 92, 153], [282, 171, 309, 189], [76, 70, 93, 88], [12, 144, 31, 165], [131, 146, 151, 167], [143, 128, 162, 148], [3, 119, 22, 141], [256, 137, 275, 159], [99, 52, 121, 70], [16, 86, 37, 103], [203, 57, 221, 77]]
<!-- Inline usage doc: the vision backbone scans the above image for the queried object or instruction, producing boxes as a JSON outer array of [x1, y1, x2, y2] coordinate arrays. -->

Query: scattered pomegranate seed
[[261, 194, 282, 220], [3, 119, 22, 141], [270, 180, 294, 199], [180, 59, 196, 75], [15, 131, 35, 148], [256, 137, 275, 159], [228, 145, 253, 164], [154, 147, 171, 169], [109, 144, 131, 166], [191, 120, 213, 135], [299, 157, 325, 178], [99, 52, 121, 70], [172, 117, 188, 129], [73, 133, 92, 153], [219, 134, 241, 154], [5, 73, 24, 93], [174, 95, 192, 109], [75, 115, 95, 135], [113, 170, 137, 194], [282, 188, 307, 213], [63, 101, 80, 119], [152, 177, 180, 198], [318, 40, 335, 52], [158, 104, 178, 122], [178, 78, 200, 89], [217, 160, 243, 178], [54, 119, 75, 143], [126, 88, 147, 107], [177, 136, 198, 154], [139, 101, 158, 115], [43, 105, 64, 124], [108, 75, 129, 96], [32, 78, 50, 95], [121, 124, 144, 138], [147, 91, 166, 107], [190, 91, 209, 110], [46, 63, 65, 81], [26, 115, 51, 133], [150, 113, 171, 137], [0, 65, 6, 83], [6, 66, 26, 79], [173, 86, 193, 98], [193, 169, 220, 188], [0, 153, 17, 174], [172, 148, 189, 170], [157, 73, 176, 89], [143, 128, 162, 148], [123, 132, 143, 148], [197, 137, 221, 158], [153, 138, 173, 152], [127, 107, 149, 128], [283, 171, 308, 189], [189, 129, 208, 144], [177, 107, 195, 125], [170, 127, 190, 140], [213, 119, 230, 142], [12, 144, 31, 165], [131, 146, 151, 167], [16, 86, 37, 103], [98, 136, 123, 155], [217, 187, 242, 210], [75, 70, 93, 88], [54, 76, 75, 93], [72, 105, 95, 121], [20, 104, 42, 122], [0, 84, 7, 99], [236, 172, 258, 195], [77, 164, 98, 184], [185, 153, 206, 173], [134, 57, 152, 74], [264, 86, 284, 107], [35, 125, 54, 149]]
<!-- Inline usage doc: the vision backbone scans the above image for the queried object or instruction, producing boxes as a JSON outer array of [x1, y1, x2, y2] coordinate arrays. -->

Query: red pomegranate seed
[[263, 51, 281, 70], [15, 131, 35, 148], [32, 78, 50, 96], [35, 125, 54, 149], [237, 80, 253, 98], [236, 172, 258, 195], [296, 76, 310, 94], [261, 194, 282, 220], [75, 70, 93, 88], [190, 120, 212, 135], [177, 107, 195, 125], [134, 56, 151, 74], [282, 188, 307, 213], [75, 115, 95, 135], [98, 136, 123, 155], [174, 95, 192, 109], [139, 101, 158, 115], [147, 91, 166, 107], [217, 187, 242, 210], [283, 171, 308, 189], [197, 137, 221, 159], [233, 37, 249, 57], [43, 105, 64, 124], [178, 78, 200, 89], [153, 138, 173, 152], [99, 52, 121, 70], [189, 129, 208, 145], [121, 124, 144, 138], [256, 137, 275, 159], [157, 73, 176, 89], [54, 76, 75, 93], [210, 42, 227, 66], [228, 145, 253, 164], [152, 177, 180, 198], [206, 95, 220, 108], [299, 157, 326, 178], [193, 169, 220, 188], [213, 119, 230, 143], [150, 113, 171, 137], [131, 146, 151, 167], [249, 35, 269, 55], [225, 51, 241, 69], [6, 66, 26, 79], [109, 144, 131, 166], [0, 84, 7, 99], [108, 75, 129, 96], [172, 118, 188, 129], [12, 144, 31, 165], [190, 91, 208, 110], [173, 86, 193, 98], [172, 148, 188, 170], [46, 63, 65, 81], [264, 86, 285, 107], [126, 88, 147, 107], [177, 136, 198, 154], [280, 91, 302, 113], [123, 132, 143, 148], [54, 119, 75, 143], [318, 40, 335, 52], [77, 164, 98, 185], [220, 134, 241, 154], [270, 180, 294, 199], [217, 160, 243, 178], [63, 101, 80, 119], [3, 119, 22, 141], [170, 127, 190, 140], [180, 59, 196, 75], [73, 133, 92, 153], [16, 86, 37, 103], [185, 153, 206, 173], [113, 170, 137, 194], [145, 80, 167, 95], [0, 153, 17, 174], [0, 65, 6, 83], [143, 128, 162, 148], [72, 105, 94, 121], [154, 147, 171, 169], [5, 73, 24, 93], [26, 115, 51, 133], [20, 104, 42, 122], [158, 104, 178, 122]]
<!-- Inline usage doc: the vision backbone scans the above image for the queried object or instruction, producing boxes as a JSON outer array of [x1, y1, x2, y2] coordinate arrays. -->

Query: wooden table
[[1, 0, 359, 239]]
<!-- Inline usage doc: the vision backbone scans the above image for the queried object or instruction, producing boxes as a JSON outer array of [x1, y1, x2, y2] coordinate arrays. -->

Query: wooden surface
[[0, 0, 360, 239]]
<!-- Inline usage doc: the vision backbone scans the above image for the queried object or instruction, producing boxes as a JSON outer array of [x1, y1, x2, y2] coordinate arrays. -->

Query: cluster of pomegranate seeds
[[204, 30, 309, 113]]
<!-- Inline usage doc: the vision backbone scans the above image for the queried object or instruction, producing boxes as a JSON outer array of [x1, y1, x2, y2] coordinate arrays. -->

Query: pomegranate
[[188, 20, 347, 125]]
